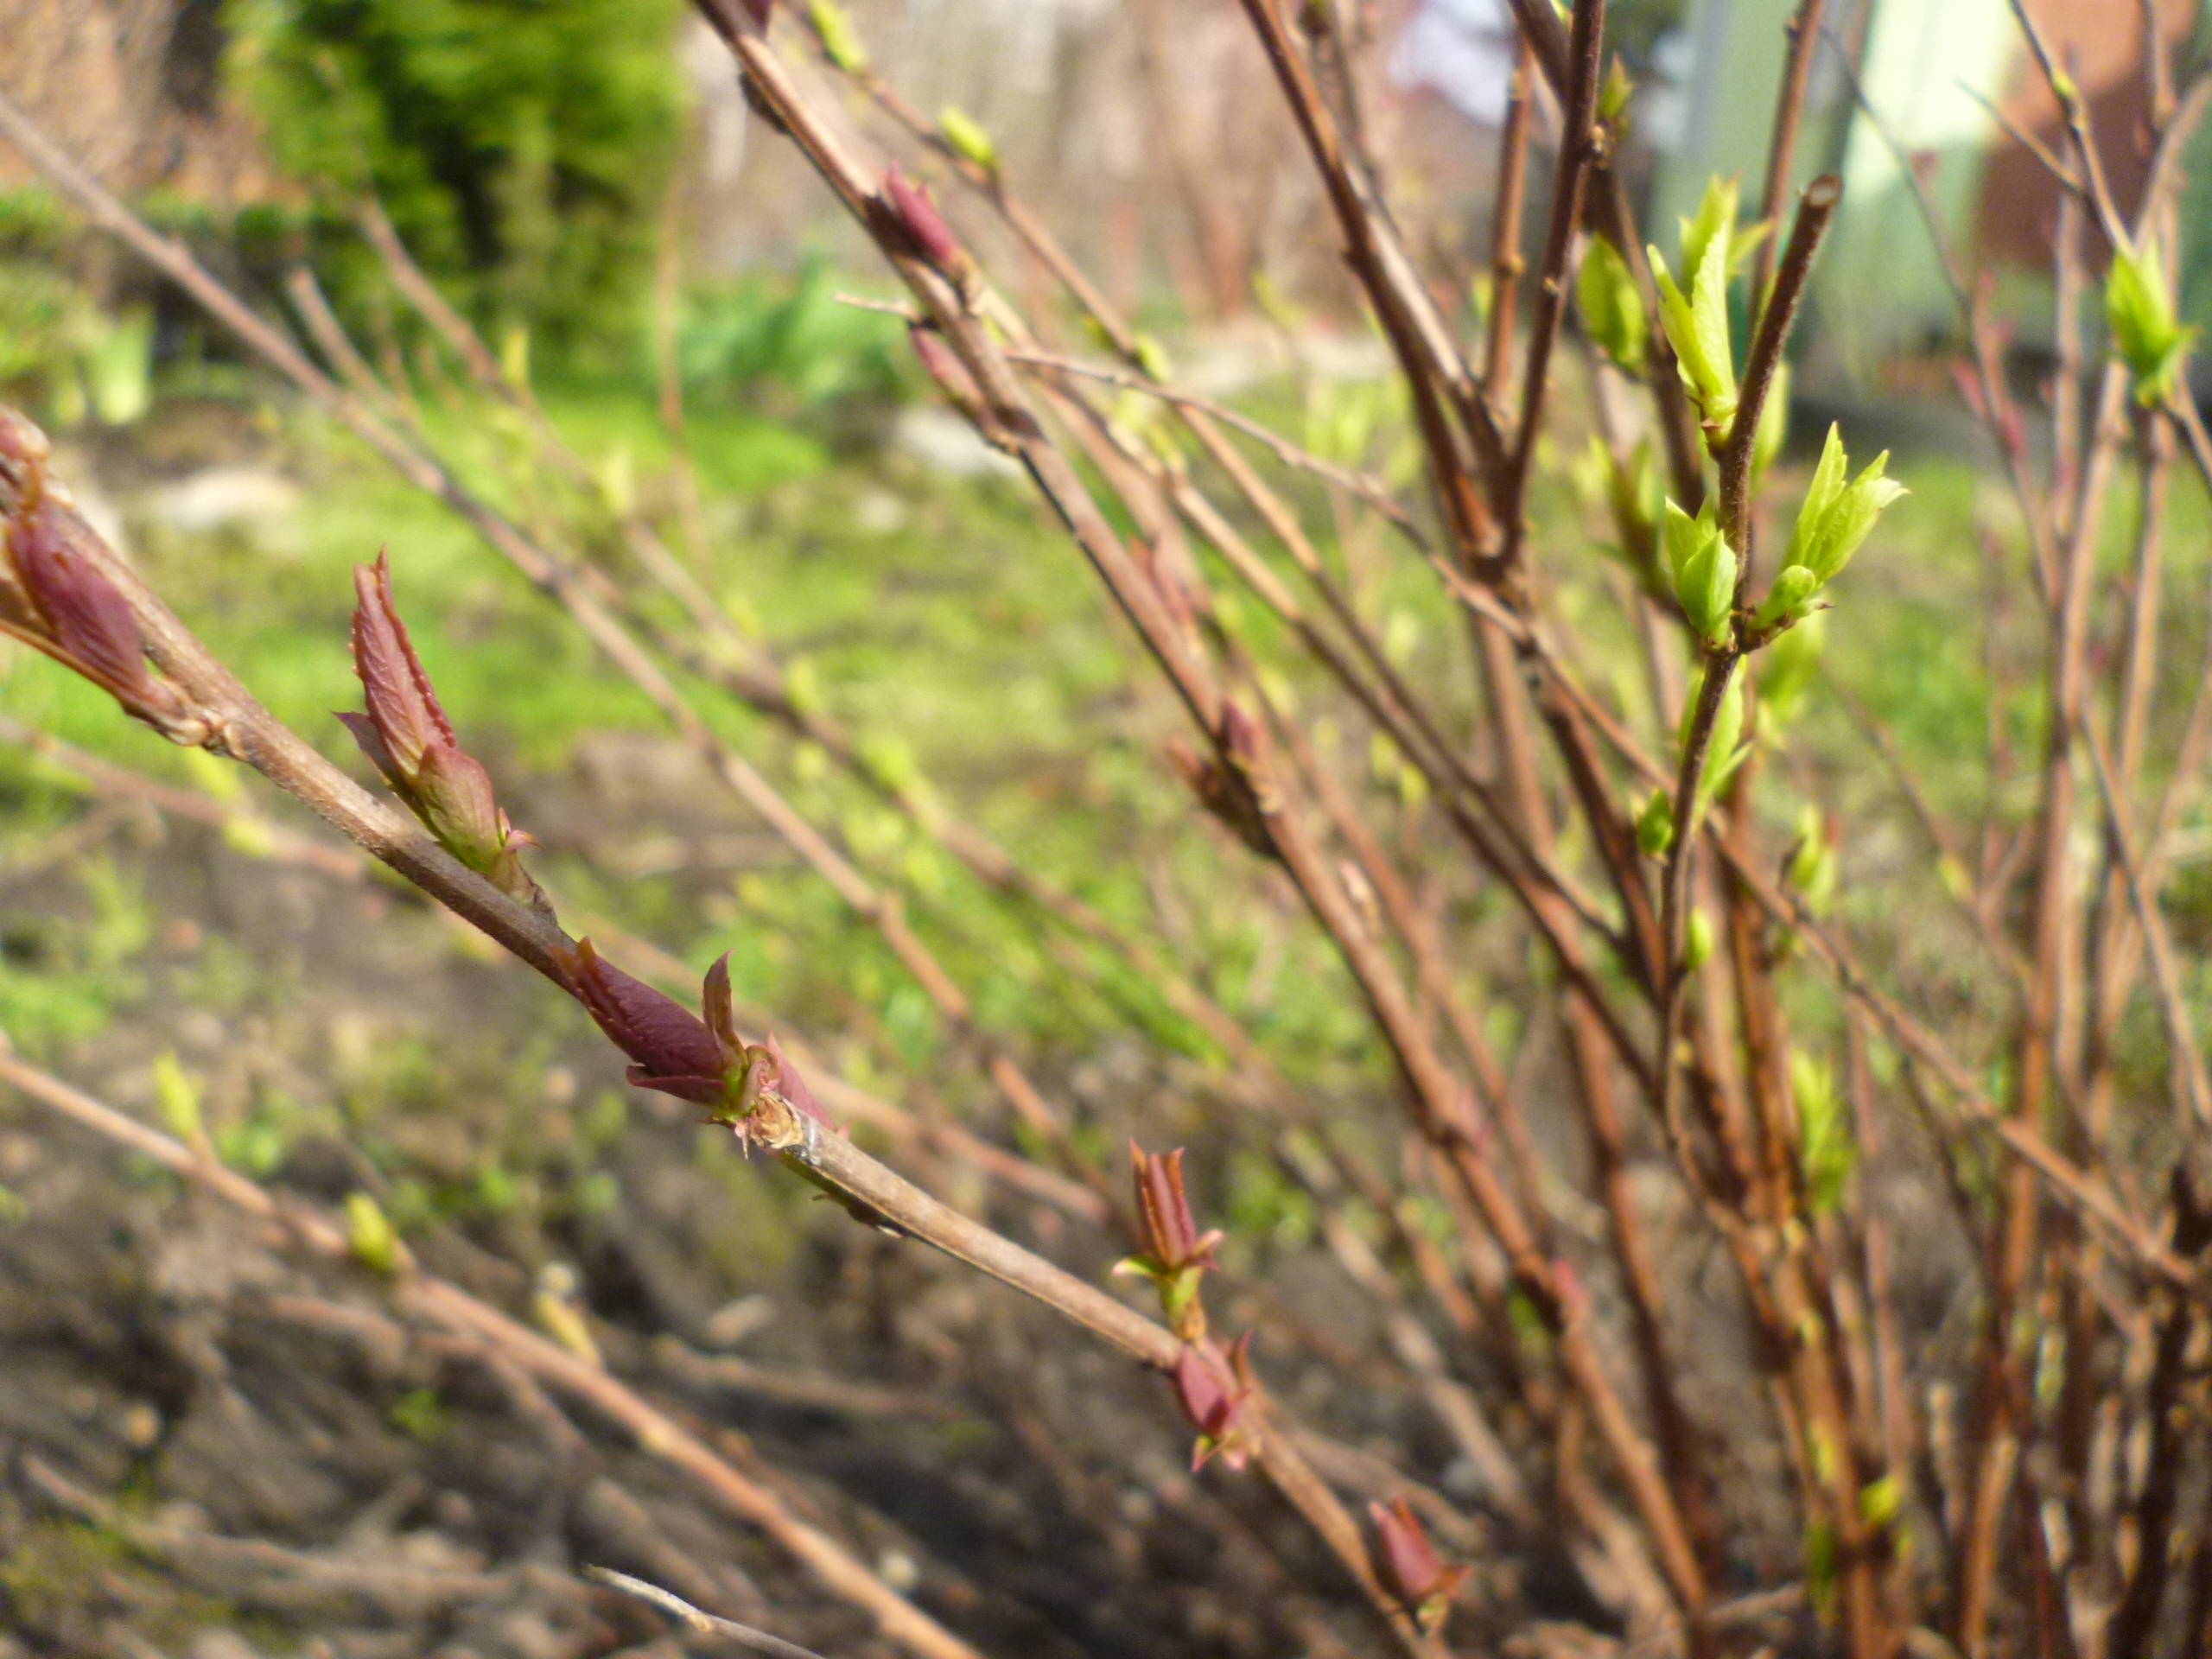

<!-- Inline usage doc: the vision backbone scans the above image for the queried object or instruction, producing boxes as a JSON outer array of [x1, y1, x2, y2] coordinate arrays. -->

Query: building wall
[[0, 0, 270, 200]]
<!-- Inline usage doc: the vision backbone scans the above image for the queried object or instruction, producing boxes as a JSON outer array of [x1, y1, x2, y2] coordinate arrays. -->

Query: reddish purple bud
[[1551, 1258, 1586, 1315], [10, 500, 156, 706], [1369, 1495, 1469, 1628], [704, 952, 742, 1060], [410, 740, 501, 852], [1219, 699, 1268, 773], [349, 551, 454, 785], [883, 164, 963, 273], [1131, 1144, 1222, 1275], [563, 938, 729, 1106], [738, 0, 774, 26], [1169, 1337, 1255, 1471], [908, 325, 982, 410], [1166, 735, 1276, 862], [344, 553, 543, 906]]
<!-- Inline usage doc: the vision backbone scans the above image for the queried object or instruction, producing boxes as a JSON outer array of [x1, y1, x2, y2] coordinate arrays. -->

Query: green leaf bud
[[938, 105, 1000, 174], [809, 0, 868, 72], [1754, 563, 1819, 632], [1578, 234, 1647, 371], [1683, 906, 1714, 971], [1635, 788, 1675, 856], [2107, 238, 2197, 406]]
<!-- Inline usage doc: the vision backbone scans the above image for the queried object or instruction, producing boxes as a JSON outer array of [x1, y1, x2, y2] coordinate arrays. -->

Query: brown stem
[[1751, 0, 1831, 305], [1484, 33, 1537, 406], [1495, 0, 1609, 582], [1717, 175, 1840, 550], [2104, 1174, 2212, 1657], [1229, 0, 1506, 555]]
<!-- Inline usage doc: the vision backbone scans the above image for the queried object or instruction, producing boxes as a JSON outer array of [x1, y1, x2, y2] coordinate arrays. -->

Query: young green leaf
[[346, 1191, 401, 1276], [1782, 423, 1905, 594], [808, 0, 868, 72], [1599, 58, 1636, 124], [1683, 906, 1714, 971], [1791, 1049, 1856, 1216], [1678, 175, 1738, 287], [1788, 804, 1838, 916], [2107, 237, 2197, 406], [938, 105, 999, 174], [1635, 788, 1675, 856], [1649, 237, 1738, 435], [1664, 499, 1736, 645], [1577, 235, 1647, 371], [1753, 563, 1819, 632]]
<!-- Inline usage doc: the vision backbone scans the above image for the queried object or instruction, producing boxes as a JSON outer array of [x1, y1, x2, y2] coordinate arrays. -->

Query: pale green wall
[[1651, 0, 2017, 382]]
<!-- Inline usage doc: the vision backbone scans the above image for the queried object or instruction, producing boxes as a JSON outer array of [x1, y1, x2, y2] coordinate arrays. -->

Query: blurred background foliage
[[225, 0, 686, 359]]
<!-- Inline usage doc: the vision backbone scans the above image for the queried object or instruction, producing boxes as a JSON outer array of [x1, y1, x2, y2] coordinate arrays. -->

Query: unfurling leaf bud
[[1663, 499, 1735, 647], [342, 552, 543, 907], [9, 499, 159, 707], [563, 938, 729, 1106], [2107, 238, 2197, 405], [1599, 57, 1635, 124], [806, 0, 867, 71], [1130, 1145, 1224, 1275], [1650, 237, 1738, 438], [563, 942, 829, 1150], [1788, 804, 1837, 916], [1168, 1336, 1256, 1471], [1782, 425, 1906, 598], [1752, 563, 1819, 632], [1577, 235, 1646, 372], [0, 430, 185, 728], [1678, 175, 1738, 288], [881, 164, 964, 276], [1119, 1144, 1224, 1340], [1368, 1495, 1470, 1632], [1791, 1048, 1855, 1216], [1683, 906, 1714, 972], [1635, 788, 1675, 857], [938, 105, 999, 175]]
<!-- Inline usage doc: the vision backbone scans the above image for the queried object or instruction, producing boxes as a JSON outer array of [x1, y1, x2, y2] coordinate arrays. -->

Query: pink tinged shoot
[[341, 552, 543, 908], [1368, 1495, 1470, 1631], [881, 164, 964, 276], [0, 410, 180, 725], [907, 324, 983, 412], [1168, 1335, 1257, 1472], [1118, 1143, 1224, 1341], [563, 942, 830, 1149], [564, 938, 729, 1106], [1167, 699, 1279, 862], [1130, 1145, 1224, 1275]]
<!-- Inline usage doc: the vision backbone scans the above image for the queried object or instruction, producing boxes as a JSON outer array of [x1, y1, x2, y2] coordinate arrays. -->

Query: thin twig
[[585, 1567, 832, 1659]]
